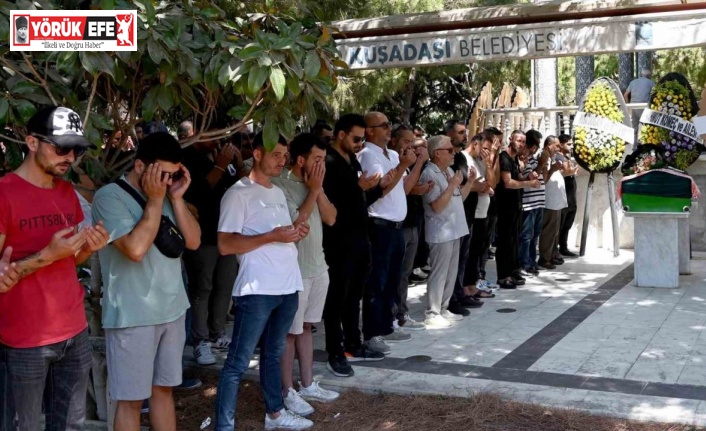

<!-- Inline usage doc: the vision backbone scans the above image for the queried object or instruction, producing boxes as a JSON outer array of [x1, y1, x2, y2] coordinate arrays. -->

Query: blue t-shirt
[[92, 178, 189, 329]]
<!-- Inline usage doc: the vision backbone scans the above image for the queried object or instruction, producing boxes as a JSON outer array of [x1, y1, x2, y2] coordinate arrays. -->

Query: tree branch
[[84, 73, 101, 127], [0, 58, 41, 86], [21, 53, 58, 105]]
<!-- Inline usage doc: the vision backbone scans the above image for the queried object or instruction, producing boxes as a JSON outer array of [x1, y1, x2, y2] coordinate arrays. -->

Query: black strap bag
[[116, 179, 186, 259]]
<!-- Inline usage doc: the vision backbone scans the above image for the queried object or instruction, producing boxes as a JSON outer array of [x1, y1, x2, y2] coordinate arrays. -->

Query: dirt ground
[[154, 374, 704, 431]]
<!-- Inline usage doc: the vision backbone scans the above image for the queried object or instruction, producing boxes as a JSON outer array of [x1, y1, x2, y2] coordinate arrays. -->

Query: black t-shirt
[[183, 146, 239, 245], [496, 151, 522, 211], [322, 147, 383, 249], [452, 151, 478, 226]]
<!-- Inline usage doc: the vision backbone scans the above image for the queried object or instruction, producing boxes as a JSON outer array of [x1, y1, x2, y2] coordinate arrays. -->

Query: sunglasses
[[35, 135, 87, 157], [368, 121, 392, 129], [352, 136, 364, 143], [162, 169, 185, 182]]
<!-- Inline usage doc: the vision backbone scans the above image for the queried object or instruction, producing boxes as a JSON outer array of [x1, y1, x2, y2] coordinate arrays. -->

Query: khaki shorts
[[106, 314, 186, 401], [289, 271, 329, 335]]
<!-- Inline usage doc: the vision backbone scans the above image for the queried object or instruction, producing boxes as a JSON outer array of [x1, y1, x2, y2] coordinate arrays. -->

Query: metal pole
[[580, 172, 595, 257], [607, 172, 620, 257]]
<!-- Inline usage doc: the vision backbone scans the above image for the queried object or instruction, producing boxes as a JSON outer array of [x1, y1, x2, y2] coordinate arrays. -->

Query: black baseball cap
[[26, 106, 95, 148]]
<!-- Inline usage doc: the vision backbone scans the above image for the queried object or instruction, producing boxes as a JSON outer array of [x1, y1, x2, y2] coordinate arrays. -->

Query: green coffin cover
[[621, 193, 692, 212], [621, 171, 692, 199]]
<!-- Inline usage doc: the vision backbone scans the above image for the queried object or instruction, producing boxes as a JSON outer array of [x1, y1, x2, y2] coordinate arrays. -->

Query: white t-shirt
[[465, 153, 491, 219], [218, 177, 303, 297], [357, 143, 407, 222], [544, 156, 568, 211]]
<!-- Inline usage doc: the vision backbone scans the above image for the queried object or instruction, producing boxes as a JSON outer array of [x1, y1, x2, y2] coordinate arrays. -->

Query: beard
[[36, 153, 71, 178]]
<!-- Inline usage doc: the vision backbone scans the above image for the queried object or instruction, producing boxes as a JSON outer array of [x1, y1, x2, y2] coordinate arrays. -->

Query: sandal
[[474, 290, 496, 299]]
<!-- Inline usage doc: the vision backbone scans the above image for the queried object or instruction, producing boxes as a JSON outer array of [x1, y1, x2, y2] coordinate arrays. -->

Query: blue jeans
[[215, 293, 299, 430], [519, 208, 543, 269], [0, 328, 92, 431]]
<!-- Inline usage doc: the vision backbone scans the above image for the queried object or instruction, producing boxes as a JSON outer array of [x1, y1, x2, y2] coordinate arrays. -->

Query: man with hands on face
[[182, 129, 244, 366], [215, 133, 313, 431], [272, 134, 340, 421], [0, 107, 109, 430], [390, 125, 432, 331], [92, 132, 201, 431]]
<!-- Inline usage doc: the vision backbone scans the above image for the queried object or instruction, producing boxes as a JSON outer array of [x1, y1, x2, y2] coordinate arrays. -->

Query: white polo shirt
[[357, 142, 407, 222]]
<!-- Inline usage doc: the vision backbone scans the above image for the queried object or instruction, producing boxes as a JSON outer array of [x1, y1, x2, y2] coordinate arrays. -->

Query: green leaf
[[147, 39, 168, 65], [285, 75, 301, 96], [201, 7, 222, 19], [218, 58, 243, 87], [304, 51, 321, 78], [20, 93, 53, 105], [227, 105, 250, 120], [248, 65, 268, 94], [269, 67, 285, 101], [272, 37, 294, 51], [157, 86, 174, 111], [238, 44, 265, 61], [10, 81, 39, 94], [0, 99, 9, 125], [12, 99, 37, 124], [142, 87, 159, 122], [101, 0, 115, 9], [0, 13, 9, 42], [263, 118, 279, 151], [257, 56, 272, 67]]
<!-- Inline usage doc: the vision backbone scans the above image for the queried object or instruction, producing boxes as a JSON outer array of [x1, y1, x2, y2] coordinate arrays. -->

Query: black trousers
[[323, 235, 371, 358], [559, 176, 578, 251], [465, 217, 489, 285], [496, 203, 522, 281], [452, 233, 472, 300]]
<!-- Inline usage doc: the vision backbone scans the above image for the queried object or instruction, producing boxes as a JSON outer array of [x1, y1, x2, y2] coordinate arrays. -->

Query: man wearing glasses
[[357, 112, 416, 354], [420, 135, 476, 328], [92, 133, 201, 430], [0, 106, 109, 429]]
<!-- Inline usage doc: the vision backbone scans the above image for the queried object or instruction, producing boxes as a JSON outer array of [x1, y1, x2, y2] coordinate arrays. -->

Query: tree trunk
[[618, 53, 635, 92], [575, 56, 595, 103], [401, 68, 417, 125], [637, 51, 654, 74]]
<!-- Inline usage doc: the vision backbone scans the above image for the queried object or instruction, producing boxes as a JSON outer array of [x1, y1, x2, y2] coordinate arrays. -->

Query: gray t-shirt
[[627, 77, 655, 103], [271, 169, 327, 279], [420, 163, 469, 244], [92, 178, 189, 329]]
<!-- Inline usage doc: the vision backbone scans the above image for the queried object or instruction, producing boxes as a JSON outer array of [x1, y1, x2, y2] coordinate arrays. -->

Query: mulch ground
[[148, 374, 704, 430]]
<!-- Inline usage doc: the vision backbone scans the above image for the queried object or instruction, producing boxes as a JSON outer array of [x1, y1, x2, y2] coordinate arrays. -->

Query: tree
[[0, 0, 344, 184]]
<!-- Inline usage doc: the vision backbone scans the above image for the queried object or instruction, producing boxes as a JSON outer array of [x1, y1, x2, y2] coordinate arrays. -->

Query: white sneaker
[[264, 409, 313, 430], [212, 333, 231, 351], [194, 340, 216, 366], [424, 314, 452, 329], [393, 319, 400, 330], [401, 315, 426, 331], [480, 279, 499, 289], [441, 309, 463, 322], [283, 388, 314, 417], [298, 381, 340, 402]]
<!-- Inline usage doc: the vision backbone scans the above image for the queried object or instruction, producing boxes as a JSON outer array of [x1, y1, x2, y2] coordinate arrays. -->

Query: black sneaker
[[345, 345, 385, 362], [551, 257, 564, 265], [511, 271, 526, 282], [177, 378, 203, 390], [327, 355, 354, 377], [448, 302, 471, 316], [560, 249, 579, 258], [458, 295, 483, 308], [498, 280, 517, 289]]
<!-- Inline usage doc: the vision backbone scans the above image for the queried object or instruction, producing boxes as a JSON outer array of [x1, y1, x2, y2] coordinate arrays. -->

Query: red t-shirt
[[0, 174, 87, 348]]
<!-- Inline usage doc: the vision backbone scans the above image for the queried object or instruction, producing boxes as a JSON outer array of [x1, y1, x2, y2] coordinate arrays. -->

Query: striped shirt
[[522, 156, 545, 211]]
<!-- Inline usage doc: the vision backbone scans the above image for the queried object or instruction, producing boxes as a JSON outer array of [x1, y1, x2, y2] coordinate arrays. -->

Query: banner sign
[[573, 111, 635, 145], [338, 10, 706, 70], [10, 10, 137, 52], [640, 109, 701, 141]]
